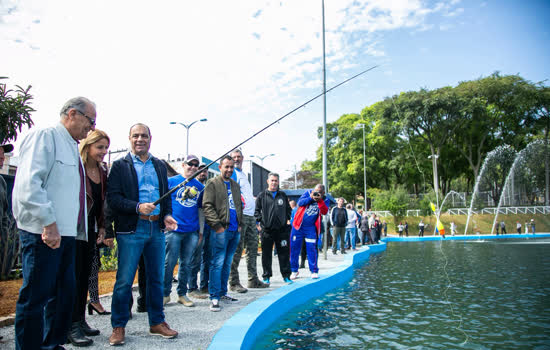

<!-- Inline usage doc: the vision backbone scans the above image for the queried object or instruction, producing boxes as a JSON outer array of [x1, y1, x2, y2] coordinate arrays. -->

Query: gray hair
[[230, 149, 243, 157], [60, 97, 95, 117], [315, 183, 325, 191], [268, 172, 279, 179]]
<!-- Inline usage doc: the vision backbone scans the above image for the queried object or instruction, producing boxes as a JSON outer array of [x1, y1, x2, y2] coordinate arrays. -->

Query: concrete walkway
[[0, 246, 351, 349]]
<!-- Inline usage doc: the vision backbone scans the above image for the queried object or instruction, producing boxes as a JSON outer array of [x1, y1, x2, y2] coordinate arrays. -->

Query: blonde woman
[[68, 130, 109, 347]]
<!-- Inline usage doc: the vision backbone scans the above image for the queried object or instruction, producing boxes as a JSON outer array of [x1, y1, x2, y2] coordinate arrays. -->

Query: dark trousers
[[332, 226, 346, 253], [72, 239, 94, 322], [300, 241, 307, 267], [260, 229, 291, 279], [15, 231, 76, 350]]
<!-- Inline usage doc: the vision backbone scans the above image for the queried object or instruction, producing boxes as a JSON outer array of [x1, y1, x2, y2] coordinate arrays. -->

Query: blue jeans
[[164, 230, 199, 296], [15, 231, 76, 350], [199, 225, 212, 290], [345, 227, 357, 249], [111, 220, 165, 327], [209, 229, 240, 300]]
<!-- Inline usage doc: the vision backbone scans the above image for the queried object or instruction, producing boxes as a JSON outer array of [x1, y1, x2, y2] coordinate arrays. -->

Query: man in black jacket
[[330, 198, 348, 254], [254, 173, 293, 284], [106, 124, 178, 346]]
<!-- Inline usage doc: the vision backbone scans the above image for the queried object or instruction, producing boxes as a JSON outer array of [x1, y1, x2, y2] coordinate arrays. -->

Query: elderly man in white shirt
[[12, 97, 96, 350]]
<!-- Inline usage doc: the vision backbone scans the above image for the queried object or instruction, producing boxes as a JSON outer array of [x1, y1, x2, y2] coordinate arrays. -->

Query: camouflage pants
[[229, 214, 260, 285]]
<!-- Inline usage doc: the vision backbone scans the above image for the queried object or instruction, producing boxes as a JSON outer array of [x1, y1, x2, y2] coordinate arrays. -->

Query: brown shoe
[[247, 279, 269, 289], [229, 284, 248, 293], [109, 327, 125, 346], [150, 322, 178, 339]]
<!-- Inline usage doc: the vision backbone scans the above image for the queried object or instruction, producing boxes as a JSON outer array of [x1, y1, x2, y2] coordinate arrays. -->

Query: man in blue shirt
[[107, 124, 179, 346], [163, 154, 205, 308], [202, 156, 243, 311]]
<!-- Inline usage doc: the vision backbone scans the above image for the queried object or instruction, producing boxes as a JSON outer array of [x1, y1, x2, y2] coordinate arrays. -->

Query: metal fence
[[368, 206, 550, 217]]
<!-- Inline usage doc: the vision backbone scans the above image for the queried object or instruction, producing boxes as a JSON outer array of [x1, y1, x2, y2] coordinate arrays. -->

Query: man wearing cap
[[163, 155, 205, 307], [0, 142, 13, 243], [228, 149, 268, 293], [107, 123, 178, 346], [12, 97, 95, 350]]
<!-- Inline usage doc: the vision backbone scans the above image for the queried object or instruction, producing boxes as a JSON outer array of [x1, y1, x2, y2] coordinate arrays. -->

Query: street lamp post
[[428, 153, 440, 210], [249, 153, 275, 167], [169, 118, 208, 158], [355, 124, 367, 210]]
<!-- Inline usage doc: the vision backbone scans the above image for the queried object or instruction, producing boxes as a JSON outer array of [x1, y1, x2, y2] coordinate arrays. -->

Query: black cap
[[0, 143, 13, 153]]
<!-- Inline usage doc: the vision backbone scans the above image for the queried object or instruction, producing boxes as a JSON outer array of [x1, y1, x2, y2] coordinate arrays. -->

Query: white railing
[[446, 206, 550, 215], [365, 206, 550, 217]]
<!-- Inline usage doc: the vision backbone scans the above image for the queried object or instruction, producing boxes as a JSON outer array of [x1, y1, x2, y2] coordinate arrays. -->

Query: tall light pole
[[428, 153, 440, 210], [250, 153, 275, 167], [355, 123, 367, 210], [321, 0, 328, 260], [169, 118, 207, 158], [286, 164, 298, 190]]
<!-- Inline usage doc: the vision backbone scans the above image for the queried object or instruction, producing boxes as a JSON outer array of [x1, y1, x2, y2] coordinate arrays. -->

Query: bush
[[100, 239, 118, 271]]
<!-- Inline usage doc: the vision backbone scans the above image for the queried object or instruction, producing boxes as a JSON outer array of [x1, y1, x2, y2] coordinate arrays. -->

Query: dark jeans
[[72, 239, 94, 322], [260, 228, 291, 279], [15, 231, 76, 350], [199, 225, 211, 290]]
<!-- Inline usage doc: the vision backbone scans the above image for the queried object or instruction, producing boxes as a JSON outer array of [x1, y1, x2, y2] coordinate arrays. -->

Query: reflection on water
[[255, 239, 550, 349]]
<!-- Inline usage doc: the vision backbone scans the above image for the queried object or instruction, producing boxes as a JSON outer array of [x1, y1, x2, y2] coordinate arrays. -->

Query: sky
[[1, 0, 549, 182]]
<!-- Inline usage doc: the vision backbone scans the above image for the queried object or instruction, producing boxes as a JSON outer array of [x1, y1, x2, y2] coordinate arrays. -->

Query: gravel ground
[[0, 246, 351, 350]]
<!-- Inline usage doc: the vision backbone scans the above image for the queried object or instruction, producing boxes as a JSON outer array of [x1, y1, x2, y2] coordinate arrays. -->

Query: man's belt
[[139, 214, 160, 221]]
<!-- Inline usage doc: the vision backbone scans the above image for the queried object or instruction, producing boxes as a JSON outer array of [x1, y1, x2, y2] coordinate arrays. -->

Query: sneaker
[[290, 271, 299, 280], [109, 327, 125, 346], [220, 294, 238, 303], [150, 322, 178, 339], [188, 290, 208, 299], [210, 299, 221, 312], [262, 278, 270, 285], [311, 273, 319, 279], [247, 279, 269, 288], [229, 284, 248, 293], [199, 287, 209, 294], [163, 296, 171, 306], [284, 277, 293, 284], [177, 295, 195, 307]]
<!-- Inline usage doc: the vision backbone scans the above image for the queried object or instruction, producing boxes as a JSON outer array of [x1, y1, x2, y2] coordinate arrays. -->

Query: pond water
[[255, 238, 550, 349]]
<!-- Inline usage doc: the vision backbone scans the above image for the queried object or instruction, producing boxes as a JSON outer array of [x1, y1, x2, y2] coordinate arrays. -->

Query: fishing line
[[390, 97, 427, 194], [392, 96, 469, 345], [438, 240, 470, 345], [154, 65, 379, 205]]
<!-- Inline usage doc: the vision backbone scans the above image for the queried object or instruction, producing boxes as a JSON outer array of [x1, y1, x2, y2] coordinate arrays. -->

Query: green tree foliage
[[304, 73, 546, 201], [0, 77, 35, 143]]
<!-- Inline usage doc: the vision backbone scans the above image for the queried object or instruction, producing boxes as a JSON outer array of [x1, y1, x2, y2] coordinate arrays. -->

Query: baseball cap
[[198, 162, 207, 169], [0, 143, 13, 153], [184, 154, 200, 164]]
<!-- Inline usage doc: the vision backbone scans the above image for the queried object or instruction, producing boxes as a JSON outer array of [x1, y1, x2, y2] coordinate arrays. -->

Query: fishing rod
[[153, 65, 379, 205]]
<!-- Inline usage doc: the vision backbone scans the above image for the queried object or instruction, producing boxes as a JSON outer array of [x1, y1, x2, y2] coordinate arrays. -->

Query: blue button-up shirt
[[132, 153, 160, 216]]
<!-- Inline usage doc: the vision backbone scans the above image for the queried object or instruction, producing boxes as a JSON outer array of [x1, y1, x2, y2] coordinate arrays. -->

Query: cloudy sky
[[1, 0, 549, 182]]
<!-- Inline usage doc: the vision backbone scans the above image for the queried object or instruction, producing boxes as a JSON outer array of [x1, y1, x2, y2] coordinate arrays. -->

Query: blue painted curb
[[382, 233, 550, 242], [208, 242, 387, 350]]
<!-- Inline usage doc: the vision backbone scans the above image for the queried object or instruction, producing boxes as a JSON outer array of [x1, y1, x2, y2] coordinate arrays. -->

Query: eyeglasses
[[187, 162, 199, 167], [76, 110, 96, 127]]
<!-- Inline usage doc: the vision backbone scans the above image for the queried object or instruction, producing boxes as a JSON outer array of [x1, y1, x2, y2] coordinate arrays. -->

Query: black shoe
[[68, 322, 93, 347], [137, 304, 147, 313], [87, 302, 110, 315], [79, 320, 100, 336]]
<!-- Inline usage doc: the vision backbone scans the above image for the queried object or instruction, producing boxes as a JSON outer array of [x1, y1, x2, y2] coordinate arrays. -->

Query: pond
[[255, 238, 550, 349]]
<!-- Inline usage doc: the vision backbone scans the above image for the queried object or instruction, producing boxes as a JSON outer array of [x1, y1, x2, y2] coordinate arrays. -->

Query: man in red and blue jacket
[[290, 184, 329, 279]]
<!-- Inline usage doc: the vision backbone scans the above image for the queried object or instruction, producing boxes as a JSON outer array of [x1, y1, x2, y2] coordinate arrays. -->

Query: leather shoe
[[68, 322, 93, 347], [150, 322, 178, 339], [80, 320, 100, 336], [109, 327, 125, 346]]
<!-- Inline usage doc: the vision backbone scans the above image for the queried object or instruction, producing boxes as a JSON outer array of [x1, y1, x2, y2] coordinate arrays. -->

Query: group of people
[[8, 96, 332, 349]]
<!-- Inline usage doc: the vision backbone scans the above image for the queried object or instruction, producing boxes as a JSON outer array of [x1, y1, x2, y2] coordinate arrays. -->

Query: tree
[[0, 77, 35, 143]]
